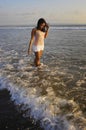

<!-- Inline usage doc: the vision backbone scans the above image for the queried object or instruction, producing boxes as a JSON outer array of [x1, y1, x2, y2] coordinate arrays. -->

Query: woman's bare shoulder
[[32, 28, 37, 32], [31, 28, 37, 36]]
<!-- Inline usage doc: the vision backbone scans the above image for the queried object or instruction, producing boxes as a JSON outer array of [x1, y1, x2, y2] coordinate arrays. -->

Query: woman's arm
[[44, 24, 49, 38], [28, 28, 35, 54]]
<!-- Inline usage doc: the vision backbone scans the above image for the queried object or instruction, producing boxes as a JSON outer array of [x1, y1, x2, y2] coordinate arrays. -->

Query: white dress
[[32, 30, 45, 52]]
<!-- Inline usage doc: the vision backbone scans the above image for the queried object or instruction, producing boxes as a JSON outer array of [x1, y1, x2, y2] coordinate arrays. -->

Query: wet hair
[[36, 18, 47, 32]]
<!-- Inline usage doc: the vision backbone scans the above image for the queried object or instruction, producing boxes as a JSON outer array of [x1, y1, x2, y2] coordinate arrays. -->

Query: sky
[[0, 0, 86, 25]]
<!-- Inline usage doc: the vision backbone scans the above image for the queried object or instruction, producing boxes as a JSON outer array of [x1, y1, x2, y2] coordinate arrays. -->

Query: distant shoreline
[[0, 24, 86, 27]]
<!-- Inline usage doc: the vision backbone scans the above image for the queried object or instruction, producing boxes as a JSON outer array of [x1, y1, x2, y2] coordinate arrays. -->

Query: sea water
[[0, 25, 86, 130]]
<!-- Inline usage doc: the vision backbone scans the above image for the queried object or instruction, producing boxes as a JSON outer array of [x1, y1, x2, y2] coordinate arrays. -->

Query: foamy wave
[[0, 26, 33, 30], [50, 25, 86, 30], [0, 76, 84, 130]]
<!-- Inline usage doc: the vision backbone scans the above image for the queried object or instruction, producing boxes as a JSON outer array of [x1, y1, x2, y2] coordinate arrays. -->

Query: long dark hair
[[36, 18, 47, 32]]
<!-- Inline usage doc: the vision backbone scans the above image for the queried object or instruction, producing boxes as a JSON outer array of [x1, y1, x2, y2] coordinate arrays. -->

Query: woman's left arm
[[45, 29, 49, 38], [44, 24, 49, 38]]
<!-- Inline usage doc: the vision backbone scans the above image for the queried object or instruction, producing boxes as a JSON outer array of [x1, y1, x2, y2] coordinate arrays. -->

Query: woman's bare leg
[[40, 50, 43, 58], [34, 51, 41, 66], [34, 50, 43, 66]]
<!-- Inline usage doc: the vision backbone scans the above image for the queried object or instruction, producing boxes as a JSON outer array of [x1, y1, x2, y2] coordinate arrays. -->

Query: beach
[[0, 89, 43, 130], [0, 25, 86, 130]]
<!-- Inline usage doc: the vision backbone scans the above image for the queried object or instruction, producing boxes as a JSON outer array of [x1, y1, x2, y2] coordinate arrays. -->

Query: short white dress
[[32, 30, 45, 52]]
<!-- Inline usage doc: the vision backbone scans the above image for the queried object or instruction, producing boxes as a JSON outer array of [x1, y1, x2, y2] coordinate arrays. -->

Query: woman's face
[[40, 23, 46, 30]]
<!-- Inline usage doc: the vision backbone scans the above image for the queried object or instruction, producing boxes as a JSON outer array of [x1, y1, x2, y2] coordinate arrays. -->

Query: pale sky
[[0, 0, 86, 25]]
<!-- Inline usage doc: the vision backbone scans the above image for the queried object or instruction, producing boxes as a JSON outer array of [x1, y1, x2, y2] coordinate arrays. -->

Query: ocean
[[0, 25, 86, 130]]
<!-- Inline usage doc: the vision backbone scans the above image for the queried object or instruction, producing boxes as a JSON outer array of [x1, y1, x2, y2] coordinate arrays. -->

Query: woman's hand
[[45, 23, 49, 30]]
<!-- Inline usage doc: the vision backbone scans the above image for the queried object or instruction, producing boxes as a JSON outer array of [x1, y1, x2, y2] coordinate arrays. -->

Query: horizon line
[[0, 23, 86, 27]]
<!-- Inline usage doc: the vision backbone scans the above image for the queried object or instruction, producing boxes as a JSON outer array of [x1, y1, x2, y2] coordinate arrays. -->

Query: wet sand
[[0, 89, 43, 130]]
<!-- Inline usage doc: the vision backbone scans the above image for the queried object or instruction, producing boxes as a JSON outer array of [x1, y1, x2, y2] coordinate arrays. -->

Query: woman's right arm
[[28, 29, 35, 54]]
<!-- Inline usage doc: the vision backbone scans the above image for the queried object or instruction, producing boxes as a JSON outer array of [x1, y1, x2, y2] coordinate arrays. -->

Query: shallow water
[[0, 26, 86, 130]]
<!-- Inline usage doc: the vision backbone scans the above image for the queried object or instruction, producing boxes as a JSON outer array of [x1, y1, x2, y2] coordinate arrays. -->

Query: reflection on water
[[0, 26, 86, 130]]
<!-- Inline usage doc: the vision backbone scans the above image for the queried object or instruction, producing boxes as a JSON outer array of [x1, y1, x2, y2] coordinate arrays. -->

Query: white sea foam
[[50, 26, 86, 30], [0, 76, 84, 130]]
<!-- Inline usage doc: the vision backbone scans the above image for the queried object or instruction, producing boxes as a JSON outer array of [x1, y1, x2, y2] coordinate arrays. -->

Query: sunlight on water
[[0, 26, 86, 130]]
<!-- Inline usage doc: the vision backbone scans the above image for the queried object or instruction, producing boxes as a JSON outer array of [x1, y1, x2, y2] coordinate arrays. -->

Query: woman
[[28, 18, 49, 67]]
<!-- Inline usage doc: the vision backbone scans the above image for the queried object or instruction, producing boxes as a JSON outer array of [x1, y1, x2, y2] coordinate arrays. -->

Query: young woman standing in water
[[28, 18, 49, 67]]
